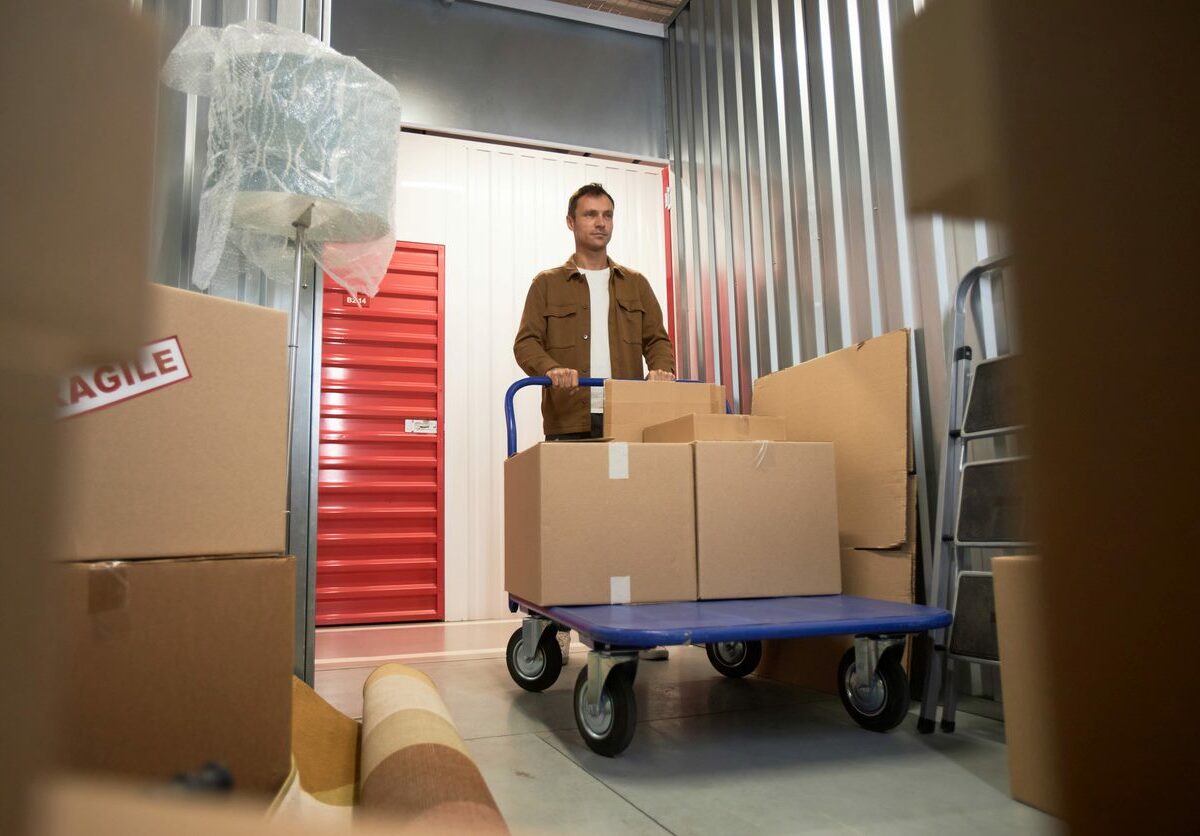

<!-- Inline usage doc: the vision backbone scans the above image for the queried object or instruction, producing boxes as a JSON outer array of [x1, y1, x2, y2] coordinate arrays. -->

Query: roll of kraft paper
[[358, 664, 507, 833]]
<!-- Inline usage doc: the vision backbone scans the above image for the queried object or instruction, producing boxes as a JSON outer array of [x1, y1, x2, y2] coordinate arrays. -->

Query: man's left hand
[[646, 369, 676, 382]]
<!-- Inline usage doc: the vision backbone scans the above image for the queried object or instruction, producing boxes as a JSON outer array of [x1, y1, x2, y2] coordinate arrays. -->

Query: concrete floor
[[315, 645, 1059, 835]]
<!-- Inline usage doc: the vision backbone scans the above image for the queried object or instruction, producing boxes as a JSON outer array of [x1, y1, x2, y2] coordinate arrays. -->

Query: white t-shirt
[[581, 268, 611, 413]]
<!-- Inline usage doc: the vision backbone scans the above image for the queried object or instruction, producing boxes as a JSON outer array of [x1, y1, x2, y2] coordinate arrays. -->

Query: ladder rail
[[918, 255, 1012, 733]]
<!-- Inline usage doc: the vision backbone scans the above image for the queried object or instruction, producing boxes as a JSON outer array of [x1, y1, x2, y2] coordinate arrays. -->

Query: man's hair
[[567, 183, 615, 218]]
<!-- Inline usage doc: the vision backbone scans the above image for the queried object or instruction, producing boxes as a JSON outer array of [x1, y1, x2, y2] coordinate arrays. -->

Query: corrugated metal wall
[[666, 0, 1012, 545]]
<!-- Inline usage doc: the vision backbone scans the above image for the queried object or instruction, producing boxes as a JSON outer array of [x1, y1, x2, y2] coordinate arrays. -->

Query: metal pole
[[285, 206, 313, 550]]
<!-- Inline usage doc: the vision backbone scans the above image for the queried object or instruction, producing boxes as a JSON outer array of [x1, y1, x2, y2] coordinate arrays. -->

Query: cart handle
[[505, 376, 727, 457], [505, 376, 605, 457]]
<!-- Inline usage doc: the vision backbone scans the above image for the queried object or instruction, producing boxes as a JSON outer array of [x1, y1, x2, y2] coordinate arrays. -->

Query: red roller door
[[316, 242, 445, 625]]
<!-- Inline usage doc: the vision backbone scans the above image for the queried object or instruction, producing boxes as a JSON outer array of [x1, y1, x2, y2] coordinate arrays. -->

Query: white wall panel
[[392, 132, 669, 621]]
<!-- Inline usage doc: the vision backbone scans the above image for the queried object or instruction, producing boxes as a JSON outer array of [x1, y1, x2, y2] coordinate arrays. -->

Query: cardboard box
[[898, 0, 1005, 219], [55, 285, 288, 560], [693, 442, 840, 599], [756, 546, 916, 692], [2, 5, 158, 827], [757, 475, 916, 691], [603, 380, 725, 442], [53, 554, 294, 795], [505, 442, 697, 605], [752, 329, 911, 549], [31, 776, 407, 836], [642, 413, 786, 443], [993, 556, 1064, 818], [1, 4, 157, 376]]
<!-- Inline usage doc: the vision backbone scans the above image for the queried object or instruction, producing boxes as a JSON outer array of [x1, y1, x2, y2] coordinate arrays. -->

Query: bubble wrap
[[162, 22, 402, 297]]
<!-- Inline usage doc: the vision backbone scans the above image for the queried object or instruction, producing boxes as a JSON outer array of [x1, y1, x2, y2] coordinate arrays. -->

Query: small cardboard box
[[505, 442, 697, 606], [642, 413, 786, 443], [603, 380, 725, 442], [693, 441, 841, 600], [993, 555, 1064, 818], [53, 554, 295, 795], [55, 285, 288, 561], [752, 329, 911, 549]]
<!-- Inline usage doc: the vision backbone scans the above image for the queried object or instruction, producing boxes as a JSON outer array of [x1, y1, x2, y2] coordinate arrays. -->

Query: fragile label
[[58, 336, 192, 419], [405, 419, 438, 434]]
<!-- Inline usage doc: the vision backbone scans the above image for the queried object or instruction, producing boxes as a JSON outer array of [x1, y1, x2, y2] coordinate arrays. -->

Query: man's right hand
[[546, 367, 580, 391]]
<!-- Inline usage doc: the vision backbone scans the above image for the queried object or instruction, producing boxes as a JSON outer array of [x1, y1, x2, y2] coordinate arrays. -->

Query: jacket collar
[[563, 254, 626, 281]]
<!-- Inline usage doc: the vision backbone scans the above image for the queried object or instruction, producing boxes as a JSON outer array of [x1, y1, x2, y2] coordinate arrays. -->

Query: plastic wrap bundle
[[162, 22, 402, 297]]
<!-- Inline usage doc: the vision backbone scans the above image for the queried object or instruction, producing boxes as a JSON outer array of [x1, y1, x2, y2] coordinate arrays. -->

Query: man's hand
[[646, 369, 676, 382], [547, 367, 580, 391]]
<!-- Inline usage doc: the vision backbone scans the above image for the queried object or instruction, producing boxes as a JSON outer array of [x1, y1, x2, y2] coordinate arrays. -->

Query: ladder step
[[948, 572, 999, 662], [962, 355, 1025, 439], [956, 457, 1031, 546]]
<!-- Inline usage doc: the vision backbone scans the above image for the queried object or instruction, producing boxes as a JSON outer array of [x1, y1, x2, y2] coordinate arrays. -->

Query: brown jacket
[[514, 256, 675, 435]]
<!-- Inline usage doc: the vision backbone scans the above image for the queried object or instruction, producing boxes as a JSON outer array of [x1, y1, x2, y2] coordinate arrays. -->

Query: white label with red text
[[58, 336, 192, 418]]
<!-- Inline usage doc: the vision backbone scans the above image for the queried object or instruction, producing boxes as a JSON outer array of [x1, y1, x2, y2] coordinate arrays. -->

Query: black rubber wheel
[[573, 663, 637, 756], [837, 646, 910, 732], [506, 627, 563, 692], [705, 640, 763, 678]]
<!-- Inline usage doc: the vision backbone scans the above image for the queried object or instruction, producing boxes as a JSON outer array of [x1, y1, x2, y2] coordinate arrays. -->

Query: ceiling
[[546, 0, 688, 25]]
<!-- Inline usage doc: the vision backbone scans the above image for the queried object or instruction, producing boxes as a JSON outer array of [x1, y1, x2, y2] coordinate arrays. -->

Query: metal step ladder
[[918, 255, 1032, 734]]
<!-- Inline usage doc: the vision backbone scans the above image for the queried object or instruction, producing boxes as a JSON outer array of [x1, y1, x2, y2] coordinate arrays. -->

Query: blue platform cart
[[503, 377, 953, 756]]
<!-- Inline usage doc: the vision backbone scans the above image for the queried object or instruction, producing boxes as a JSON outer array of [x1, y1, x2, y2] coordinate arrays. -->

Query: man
[[514, 183, 676, 440], [513, 183, 676, 661]]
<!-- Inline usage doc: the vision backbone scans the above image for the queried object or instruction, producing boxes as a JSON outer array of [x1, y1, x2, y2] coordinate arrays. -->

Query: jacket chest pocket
[[545, 304, 579, 348], [616, 296, 644, 343]]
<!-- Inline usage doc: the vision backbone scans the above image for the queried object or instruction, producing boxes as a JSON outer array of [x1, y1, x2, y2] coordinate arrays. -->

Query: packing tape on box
[[610, 576, 631, 605], [753, 440, 774, 470], [88, 561, 131, 639], [608, 442, 629, 480]]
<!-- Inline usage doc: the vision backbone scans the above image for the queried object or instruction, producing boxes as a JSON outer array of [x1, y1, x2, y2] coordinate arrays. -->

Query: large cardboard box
[[993, 556, 1064, 818], [693, 441, 840, 599], [53, 554, 294, 795], [603, 380, 725, 442], [643, 413, 786, 443], [505, 442, 697, 605], [752, 329, 910, 549], [757, 476, 917, 691], [56, 285, 288, 560]]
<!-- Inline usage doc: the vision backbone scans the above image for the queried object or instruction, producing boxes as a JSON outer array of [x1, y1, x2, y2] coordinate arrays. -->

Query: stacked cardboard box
[[602, 379, 726, 442], [51, 285, 295, 795], [504, 441, 698, 605], [505, 381, 845, 606]]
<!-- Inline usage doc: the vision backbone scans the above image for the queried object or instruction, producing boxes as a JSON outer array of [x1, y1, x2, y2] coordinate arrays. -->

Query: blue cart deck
[[510, 594, 952, 649]]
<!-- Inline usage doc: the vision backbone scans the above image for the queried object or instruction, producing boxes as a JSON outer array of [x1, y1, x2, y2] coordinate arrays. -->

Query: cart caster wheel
[[838, 646, 910, 732], [916, 716, 936, 735], [573, 664, 637, 757], [705, 640, 762, 678], [506, 627, 563, 692]]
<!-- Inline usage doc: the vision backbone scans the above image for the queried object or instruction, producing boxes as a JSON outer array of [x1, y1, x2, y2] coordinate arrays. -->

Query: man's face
[[568, 194, 614, 252]]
